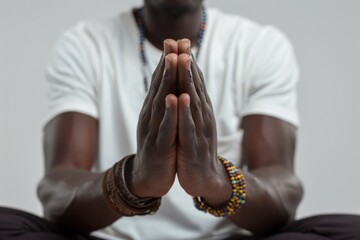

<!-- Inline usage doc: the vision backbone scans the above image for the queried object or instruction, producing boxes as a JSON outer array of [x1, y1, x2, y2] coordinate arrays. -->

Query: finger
[[141, 39, 178, 119], [190, 54, 212, 105], [178, 53, 204, 136], [146, 39, 177, 102], [177, 39, 191, 55], [156, 53, 178, 102], [138, 53, 165, 130], [190, 60, 208, 106], [190, 58, 216, 136], [176, 39, 191, 96], [156, 94, 178, 147], [178, 93, 196, 149], [145, 39, 178, 103], [164, 39, 178, 55], [177, 53, 194, 96], [143, 54, 165, 104], [148, 53, 178, 142]]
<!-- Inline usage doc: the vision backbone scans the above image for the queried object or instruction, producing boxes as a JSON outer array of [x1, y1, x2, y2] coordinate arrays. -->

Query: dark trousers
[[1, 207, 360, 240]]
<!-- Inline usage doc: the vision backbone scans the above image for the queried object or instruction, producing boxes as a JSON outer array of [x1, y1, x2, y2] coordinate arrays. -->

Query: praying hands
[[129, 39, 231, 207]]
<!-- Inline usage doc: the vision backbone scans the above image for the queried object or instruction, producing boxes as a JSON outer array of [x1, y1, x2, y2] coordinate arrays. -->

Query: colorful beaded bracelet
[[193, 156, 247, 217]]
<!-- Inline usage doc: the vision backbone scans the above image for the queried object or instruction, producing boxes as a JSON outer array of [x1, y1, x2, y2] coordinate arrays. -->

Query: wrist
[[126, 154, 172, 198], [125, 154, 148, 198], [202, 160, 232, 207], [193, 156, 247, 217], [102, 155, 161, 216]]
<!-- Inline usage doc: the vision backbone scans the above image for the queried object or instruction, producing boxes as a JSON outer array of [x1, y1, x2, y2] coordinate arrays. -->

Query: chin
[[146, 0, 202, 18]]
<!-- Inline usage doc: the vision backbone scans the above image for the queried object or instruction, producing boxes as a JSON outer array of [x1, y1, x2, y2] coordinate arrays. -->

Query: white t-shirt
[[44, 7, 299, 240]]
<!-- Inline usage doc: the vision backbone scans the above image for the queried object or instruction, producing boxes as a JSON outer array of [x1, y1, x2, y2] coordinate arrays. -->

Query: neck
[[142, 4, 202, 50]]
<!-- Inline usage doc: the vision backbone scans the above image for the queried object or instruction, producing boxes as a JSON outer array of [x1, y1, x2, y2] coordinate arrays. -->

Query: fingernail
[[164, 40, 169, 54], [186, 57, 191, 70], [190, 52, 196, 61], [185, 46, 191, 55], [186, 97, 190, 107], [165, 97, 170, 108], [184, 95, 190, 107], [165, 57, 170, 70], [182, 38, 190, 43]]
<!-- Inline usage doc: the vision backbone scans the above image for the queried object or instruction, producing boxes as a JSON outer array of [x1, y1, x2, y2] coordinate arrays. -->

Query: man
[[1, 0, 359, 239]]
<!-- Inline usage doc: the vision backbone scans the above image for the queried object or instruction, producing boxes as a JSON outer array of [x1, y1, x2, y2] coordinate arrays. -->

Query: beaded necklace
[[134, 6, 207, 92]]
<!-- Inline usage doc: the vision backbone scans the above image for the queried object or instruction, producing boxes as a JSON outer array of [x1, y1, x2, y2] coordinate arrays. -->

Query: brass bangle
[[102, 155, 161, 216]]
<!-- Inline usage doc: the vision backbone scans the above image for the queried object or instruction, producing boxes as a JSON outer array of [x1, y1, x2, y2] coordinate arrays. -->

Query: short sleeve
[[241, 26, 300, 127], [43, 22, 99, 127]]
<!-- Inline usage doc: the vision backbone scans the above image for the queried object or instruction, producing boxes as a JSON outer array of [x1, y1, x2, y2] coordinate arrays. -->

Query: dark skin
[[143, 0, 202, 49], [38, 0, 303, 235]]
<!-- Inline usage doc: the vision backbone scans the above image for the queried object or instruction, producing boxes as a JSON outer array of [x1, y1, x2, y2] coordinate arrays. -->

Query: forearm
[[229, 166, 303, 234], [37, 167, 121, 232]]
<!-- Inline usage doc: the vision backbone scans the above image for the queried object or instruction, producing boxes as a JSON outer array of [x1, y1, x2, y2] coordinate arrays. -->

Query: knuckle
[[152, 100, 163, 112], [186, 70, 193, 83], [203, 125, 214, 139], [144, 141, 155, 152], [205, 103, 214, 114], [193, 107, 202, 116], [192, 98, 202, 112], [199, 81, 205, 92], [146, 131, 157, 144], [139, 109, 148, 121], [206, 101, 213, 109], [149, 83, 158, 93], [137, 123, 149, 138], [195, 99, 202, 109]]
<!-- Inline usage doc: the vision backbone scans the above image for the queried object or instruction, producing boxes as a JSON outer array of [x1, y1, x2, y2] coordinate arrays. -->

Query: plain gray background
[[0, 0, 359, 218]]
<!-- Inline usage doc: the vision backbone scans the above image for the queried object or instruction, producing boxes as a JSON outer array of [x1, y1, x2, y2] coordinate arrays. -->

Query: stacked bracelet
[[193, 156, 247, 217], [102, 155, 161, 216]]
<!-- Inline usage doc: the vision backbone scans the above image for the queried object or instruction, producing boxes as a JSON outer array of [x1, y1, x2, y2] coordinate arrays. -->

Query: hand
[[176, 39, 232, 206], [128, 40, 179, 198]]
